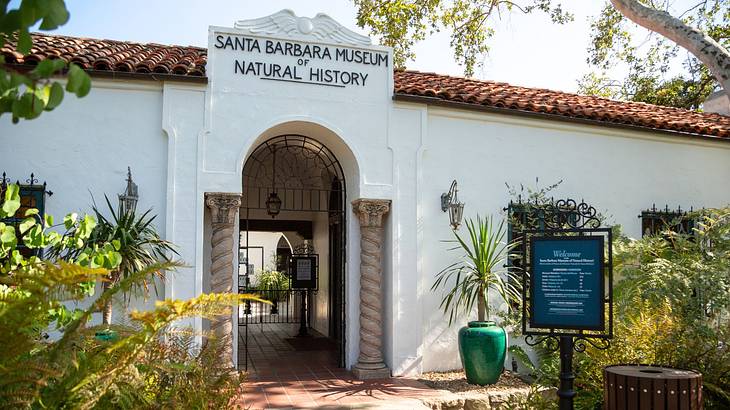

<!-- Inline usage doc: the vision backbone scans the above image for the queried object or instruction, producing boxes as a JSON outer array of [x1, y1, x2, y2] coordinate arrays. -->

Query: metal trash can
[[604, 364, 702, 409]]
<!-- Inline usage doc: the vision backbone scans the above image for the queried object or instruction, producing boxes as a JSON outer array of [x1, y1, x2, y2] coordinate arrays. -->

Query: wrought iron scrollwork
[[573, 336, 611, 352], [0, 172, 53, 196], [525, 334, 561, 352], [26, 173, 39, 185], [543, 198, 601, 230]]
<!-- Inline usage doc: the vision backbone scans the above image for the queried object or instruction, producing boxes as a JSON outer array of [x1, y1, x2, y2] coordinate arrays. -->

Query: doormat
[[285, 337, 337, 351]]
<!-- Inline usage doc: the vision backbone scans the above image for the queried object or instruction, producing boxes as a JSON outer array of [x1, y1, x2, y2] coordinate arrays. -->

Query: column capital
[[352, 198, 391, 228], [205, 192, 242, 225]]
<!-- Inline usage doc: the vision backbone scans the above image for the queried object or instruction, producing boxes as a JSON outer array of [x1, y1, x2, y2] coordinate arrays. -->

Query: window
[[0, 174, 52, 257], [639, 205, 695, 237]]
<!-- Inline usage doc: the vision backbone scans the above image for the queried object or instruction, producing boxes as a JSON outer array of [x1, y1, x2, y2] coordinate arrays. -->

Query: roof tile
[[394, 70, 730, 139]]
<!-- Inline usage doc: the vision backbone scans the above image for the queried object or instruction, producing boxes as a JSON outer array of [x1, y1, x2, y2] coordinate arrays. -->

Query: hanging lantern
[[118, 167, 138, 215], [266, 146, 282, 218], [266, 191, 282, 217]]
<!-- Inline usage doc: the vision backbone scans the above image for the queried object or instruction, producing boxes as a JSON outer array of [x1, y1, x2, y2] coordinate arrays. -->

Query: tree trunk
[[609, 0, 730, 99], [477, 287, 486, 322], [102, 279, 112, 325]]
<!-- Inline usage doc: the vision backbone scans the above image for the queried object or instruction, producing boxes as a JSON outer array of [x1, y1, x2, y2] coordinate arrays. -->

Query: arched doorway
[[238, 134, 347, 372]]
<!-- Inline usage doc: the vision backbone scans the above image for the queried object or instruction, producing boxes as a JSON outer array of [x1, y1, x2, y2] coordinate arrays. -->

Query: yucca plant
[[89, 196, 177, 325], [433, 215, 520, 324]]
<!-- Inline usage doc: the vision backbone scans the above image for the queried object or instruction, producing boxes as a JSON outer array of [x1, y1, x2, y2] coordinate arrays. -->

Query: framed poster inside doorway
[[290, 255, 318, 289]]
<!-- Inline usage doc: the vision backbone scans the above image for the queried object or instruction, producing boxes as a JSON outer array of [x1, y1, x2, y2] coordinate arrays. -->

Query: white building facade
[[3, 10, 730, 377]]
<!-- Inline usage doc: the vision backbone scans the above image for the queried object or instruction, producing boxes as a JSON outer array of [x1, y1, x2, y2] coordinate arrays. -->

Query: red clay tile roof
[[1, 33, 206, 76], [2, 33, 729, 139], [394, 71, 730, 139]]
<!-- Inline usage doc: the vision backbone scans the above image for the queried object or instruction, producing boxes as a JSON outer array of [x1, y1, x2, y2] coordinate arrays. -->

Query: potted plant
[[432, 215, 520, 385], [256, 269, 290, 314]]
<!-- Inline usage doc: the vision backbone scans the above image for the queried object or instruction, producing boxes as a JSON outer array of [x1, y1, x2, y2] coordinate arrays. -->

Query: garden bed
[[416, 370, 535, 409]]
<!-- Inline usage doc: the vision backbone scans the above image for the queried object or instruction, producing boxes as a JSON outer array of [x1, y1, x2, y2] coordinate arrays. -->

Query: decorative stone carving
[[352, 198, 391, 379], [234, 9, 372, 46], [204, 192, 242, 367], [206, 193, 242, 225]]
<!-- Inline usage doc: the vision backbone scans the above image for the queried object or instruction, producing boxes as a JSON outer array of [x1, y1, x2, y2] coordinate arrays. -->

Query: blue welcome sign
[[530, 236, 604, 330]]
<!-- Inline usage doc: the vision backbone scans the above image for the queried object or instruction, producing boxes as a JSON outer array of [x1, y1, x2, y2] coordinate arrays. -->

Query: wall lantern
[[118, 167, 138, 215], [441, 179, 465, 230], [266, 147, 282, 218]]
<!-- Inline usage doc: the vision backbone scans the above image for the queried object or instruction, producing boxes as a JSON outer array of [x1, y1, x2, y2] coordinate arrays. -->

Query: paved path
[[237, 372, 437, 409], [236, 323, 439, 409]]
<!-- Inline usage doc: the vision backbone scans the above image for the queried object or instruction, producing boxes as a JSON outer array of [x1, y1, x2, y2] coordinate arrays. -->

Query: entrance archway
[[238, 134, 347, 373]]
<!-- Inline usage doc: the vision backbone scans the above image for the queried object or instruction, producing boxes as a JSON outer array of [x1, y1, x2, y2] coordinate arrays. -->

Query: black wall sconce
[[441, 179, 465, 230]]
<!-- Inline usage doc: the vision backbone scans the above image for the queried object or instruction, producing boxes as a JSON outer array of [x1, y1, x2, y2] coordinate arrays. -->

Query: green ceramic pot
[[458, 321, 506, 385]]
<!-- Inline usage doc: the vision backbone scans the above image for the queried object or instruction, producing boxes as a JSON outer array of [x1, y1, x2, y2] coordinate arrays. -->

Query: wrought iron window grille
[[639, 204, 696, 238], [0, 172, 53, 258]]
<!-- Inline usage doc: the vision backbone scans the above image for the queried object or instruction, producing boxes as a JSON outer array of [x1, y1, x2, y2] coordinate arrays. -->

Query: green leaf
[[45, 82, 64, 110], [66, 64, 91, 97], [0, 225, 17, 246], [12, 92, 44, 120], [32, 59, 66, 78], [45, 214, 54, 227], [38, 0, 70, 30], [19, 217, 36, 234], [46, 230, 61, 246], [16, 30, 32, 55], [24, 208, 40, 217], [10, 249, 23, 267], [1, 184, 21, 218], [64, 213, 78, 229], [77, 214, 96, 238], [106, 251, 122, 269], [23, 224, 44, 248]]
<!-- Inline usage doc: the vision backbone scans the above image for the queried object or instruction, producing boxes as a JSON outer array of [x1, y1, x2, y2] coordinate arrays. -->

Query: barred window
[[0, 174, 52, 258], [639, 205, 694, 237]]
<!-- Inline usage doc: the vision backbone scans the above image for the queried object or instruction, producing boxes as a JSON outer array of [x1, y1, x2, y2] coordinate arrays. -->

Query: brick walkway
[[236, 323, 438, 409]]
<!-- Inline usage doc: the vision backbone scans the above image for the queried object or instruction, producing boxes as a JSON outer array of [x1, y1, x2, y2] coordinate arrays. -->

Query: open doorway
[[238, 135, 346, 374]]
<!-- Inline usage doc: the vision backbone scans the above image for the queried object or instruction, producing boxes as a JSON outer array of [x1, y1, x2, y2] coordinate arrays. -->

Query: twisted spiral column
[[352, 198, 391, 380], [205, 192, 242, 368]]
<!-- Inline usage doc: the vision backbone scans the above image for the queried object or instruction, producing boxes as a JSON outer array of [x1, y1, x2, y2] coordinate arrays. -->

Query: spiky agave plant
[[432, 215, 520, 325], [90, 196, 177, 324]]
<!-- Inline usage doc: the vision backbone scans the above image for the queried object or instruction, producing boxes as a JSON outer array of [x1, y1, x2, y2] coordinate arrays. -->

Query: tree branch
[[609, 0, 730, 99]]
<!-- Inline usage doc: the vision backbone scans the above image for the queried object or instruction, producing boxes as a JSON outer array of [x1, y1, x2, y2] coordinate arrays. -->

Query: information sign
[[290, 255, 318, 289], [530, 236, 604, 330]]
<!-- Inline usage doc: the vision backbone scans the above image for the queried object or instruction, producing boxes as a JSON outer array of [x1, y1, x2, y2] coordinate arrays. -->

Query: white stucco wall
[[1, 80, 170, 321]]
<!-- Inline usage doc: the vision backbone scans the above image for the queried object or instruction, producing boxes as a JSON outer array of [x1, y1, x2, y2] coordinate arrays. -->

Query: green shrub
[[0, 184, 260, 409]]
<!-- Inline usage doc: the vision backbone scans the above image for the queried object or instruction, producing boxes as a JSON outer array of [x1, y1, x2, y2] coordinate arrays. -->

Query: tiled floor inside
[[236, 322, 438, 409]]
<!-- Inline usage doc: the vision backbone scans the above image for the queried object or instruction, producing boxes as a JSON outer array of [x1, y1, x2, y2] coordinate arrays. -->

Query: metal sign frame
[[515, 198, 613, 410], [290, 254, 319, 290], [522, 228, 613, 345], [522, 228, 613, 338]]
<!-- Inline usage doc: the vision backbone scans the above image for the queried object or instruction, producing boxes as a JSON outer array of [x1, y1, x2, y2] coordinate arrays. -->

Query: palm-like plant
[[90, 196, 177, 324], [432, 215, 520, 325]]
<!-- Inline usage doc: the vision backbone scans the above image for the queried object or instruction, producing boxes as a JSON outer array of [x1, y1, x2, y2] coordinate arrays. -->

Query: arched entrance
[[238, 134, 347, 373]]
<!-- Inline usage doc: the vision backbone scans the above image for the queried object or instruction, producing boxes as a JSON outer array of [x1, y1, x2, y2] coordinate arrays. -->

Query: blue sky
[[32, 1, 681, 93]]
